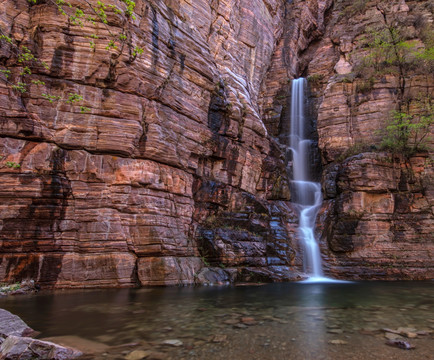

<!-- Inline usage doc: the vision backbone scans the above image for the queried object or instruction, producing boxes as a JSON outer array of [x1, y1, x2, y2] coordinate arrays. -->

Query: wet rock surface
[[0, 308, 82, 360]]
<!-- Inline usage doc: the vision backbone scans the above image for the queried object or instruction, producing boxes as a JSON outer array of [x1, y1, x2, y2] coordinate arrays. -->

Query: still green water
[[1, 281, 433, 359]]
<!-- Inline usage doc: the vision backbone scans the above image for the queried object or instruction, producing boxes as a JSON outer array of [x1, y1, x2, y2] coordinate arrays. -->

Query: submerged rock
[[241, 317, 257, 326], [41, 336, 109, 354], [212, 335, 227, 343], [161, 339, 183, 347], [328, 339, 348, 345], [396, 327, 418, 338], [384, 332, 404, 340], [125, 350, 153, 360], [385, 339, 416, 350]]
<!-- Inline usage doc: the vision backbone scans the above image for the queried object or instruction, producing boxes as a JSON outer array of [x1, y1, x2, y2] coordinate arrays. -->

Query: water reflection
[[0, 282, 433, 359], [291, 284, 327, 357]]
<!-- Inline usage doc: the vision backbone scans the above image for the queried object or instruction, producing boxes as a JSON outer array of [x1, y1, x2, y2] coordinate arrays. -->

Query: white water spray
[[289, 78, 329, 282]]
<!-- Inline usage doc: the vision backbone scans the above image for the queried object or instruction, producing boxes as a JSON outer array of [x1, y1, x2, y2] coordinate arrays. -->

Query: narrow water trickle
[[289, 78, 329, 282]]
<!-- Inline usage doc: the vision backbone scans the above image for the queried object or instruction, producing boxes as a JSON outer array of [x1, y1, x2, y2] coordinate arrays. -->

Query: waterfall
[[289, 78, 326, 281]]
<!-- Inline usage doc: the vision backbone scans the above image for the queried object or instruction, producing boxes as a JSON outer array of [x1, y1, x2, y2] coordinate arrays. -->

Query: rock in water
[[0, 309, 37, 338], [385, 339, 415, 350], [0, 335, 82, 359], [161, 339, 183, 347], [125, 350, 153, 360], [241, 317, 257, 326], [328, 340, 348, 345], [384, 332, 404, 340], [212, 335, 227, 343]]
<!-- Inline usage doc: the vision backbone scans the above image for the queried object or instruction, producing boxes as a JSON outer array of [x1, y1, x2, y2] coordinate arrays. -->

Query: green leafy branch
[[0, 155, 21, 170], [0, 29, 88, 110], [379, 96, 433, 155], [1, 0, 145, 116]]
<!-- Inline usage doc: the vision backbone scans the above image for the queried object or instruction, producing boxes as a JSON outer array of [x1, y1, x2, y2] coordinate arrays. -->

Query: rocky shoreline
[[0, 280, 39, 297], [0, 308, 82, 360], [1, 299, 433, 360]]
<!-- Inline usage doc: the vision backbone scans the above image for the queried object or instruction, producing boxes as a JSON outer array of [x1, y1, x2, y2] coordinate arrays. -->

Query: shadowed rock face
[[319, 153, 434, 279], [0, 0, 433, 286], [258, 0, 433, 280]]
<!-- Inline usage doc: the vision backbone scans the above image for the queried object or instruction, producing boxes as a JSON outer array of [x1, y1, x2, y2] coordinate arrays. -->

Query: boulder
[[0, 335, 82, 360], [0, 309, 37, 338]]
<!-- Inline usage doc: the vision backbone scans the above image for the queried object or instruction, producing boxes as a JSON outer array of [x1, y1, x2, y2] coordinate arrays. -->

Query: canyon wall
[[0, 0, 304, 287], [260, 0, 434, 279], [0, 0, 432, 286], [312, 0, 434, 279]]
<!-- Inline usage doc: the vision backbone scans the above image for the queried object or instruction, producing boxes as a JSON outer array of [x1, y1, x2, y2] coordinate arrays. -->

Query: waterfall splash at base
[[289, 78, 344, 283]]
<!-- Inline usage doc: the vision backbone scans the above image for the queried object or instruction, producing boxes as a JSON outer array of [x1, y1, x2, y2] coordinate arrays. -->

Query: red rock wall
[[259, 0, 434, 280], [320, 153, 434, 279], [0, 0, 300, 287], [309, 0, 434, 279]]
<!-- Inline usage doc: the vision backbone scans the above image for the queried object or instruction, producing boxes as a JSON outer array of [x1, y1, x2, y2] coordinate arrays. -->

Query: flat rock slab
[[0, 335, 82, 360], [41, 336, 109, 354], [0, 309, 37, 338], [125, 350, 153, 360], [161, 339, 183, 347]]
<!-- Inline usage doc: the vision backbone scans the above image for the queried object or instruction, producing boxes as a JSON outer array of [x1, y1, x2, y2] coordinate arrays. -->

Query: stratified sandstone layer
[[320, 152, 434, 279], [0, 0, 303, 287], [259, 0, 434, 279]]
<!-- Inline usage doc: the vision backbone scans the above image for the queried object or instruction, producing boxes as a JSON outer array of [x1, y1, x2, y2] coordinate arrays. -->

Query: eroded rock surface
[[0, 0, 301, 286], [320, 153, 434, 279], [258, 0, 434, 280]]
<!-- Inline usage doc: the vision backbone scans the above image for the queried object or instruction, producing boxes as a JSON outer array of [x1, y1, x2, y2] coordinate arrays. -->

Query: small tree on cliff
[[380, 97, 433, 155], [0, 0, 144, 112], [355, 1, 434, 155]]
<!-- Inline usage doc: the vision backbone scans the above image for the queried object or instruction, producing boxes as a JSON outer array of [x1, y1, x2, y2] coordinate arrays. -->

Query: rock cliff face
[[320, 152, 433, 279], [0, 0, 300, 287], [260, 0, 434, 280], [308, 0, 434, 279], [0, 0, 433, 286]]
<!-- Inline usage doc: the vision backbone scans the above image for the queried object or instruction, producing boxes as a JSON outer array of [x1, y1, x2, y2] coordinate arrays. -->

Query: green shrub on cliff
[[380, 96, 433, 155], [0, 0, 144, 111], [351, 1, 434, 156]]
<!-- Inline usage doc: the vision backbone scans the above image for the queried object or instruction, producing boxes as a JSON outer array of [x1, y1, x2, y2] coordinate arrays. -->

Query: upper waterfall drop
[[289, 78, 331, 282]]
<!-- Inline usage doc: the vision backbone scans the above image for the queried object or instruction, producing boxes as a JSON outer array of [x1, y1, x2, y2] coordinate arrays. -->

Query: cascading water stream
[[289, 78, 330, 282]]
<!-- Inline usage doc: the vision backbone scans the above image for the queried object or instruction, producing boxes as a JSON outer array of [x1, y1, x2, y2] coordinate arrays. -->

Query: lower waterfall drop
[[289, 78, 329, 282]]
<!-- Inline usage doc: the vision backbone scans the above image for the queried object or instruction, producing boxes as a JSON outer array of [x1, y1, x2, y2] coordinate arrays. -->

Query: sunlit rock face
[[0, 0, 302, 287]]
